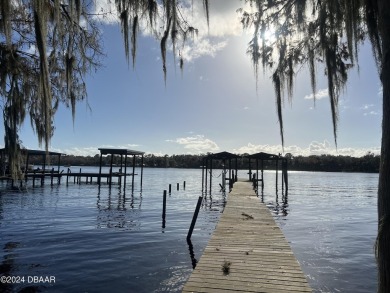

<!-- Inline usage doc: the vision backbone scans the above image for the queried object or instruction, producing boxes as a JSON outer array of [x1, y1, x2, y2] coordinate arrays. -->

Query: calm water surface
[[0, 168, 377, 292]]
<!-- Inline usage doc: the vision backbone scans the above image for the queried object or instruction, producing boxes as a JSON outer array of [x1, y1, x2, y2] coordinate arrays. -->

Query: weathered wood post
[[177, 183, 179, 191], [275, 158, 279, 193], [205, 159, 208, 195], [42, 153, 46, 186], [209, 159, 213, 195], [248, 158, 252, 180], [282, 159, 288, 194], [169, 184, 172, 194], [201, 163, 205, 194], [235, 157, 238, 182], [162, 190, 167, 228], [118, 154, 123, 187], [33, 169, 36, 187], [256, 158, 259, 194], [66, 168, 70, 185], [109, 154, 114, 188], [140, 155, 144, 191], [57, 153, 61, 174], [187, 196, 203, 241], [98, 153, 103, 185], [261, 159, 264, 190], [132, 155, 136, 193], [183, 181, 186, 190], [228, 158, 232, 185]]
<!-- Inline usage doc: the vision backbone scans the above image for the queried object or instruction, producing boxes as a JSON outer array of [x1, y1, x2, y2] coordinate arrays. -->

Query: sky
[[11, 1, 384, 157]]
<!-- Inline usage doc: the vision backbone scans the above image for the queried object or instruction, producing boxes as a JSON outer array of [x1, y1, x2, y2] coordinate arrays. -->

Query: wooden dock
[[183, 180, 311, 293]]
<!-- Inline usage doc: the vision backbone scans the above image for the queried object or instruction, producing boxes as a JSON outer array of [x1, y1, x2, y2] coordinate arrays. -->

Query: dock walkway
[[183, 180, 311, 293]]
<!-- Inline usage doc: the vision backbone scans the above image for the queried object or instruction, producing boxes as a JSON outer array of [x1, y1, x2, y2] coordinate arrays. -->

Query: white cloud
[[37, 140, 380, 158], [50, 144, 141, 156], [233, 140, 380, 157], [304, 88, 328, 100], [92, 0, 243, 63], [364, 111, 379, 116], [360, 104, 380, 116], [360, 104, 375, 110], [50, 147, 99, 156], [180, 38, 228, 62], [167, 135, 219, 153]]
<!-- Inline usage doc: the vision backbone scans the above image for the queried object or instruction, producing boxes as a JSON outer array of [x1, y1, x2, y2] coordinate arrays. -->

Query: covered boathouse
[[0, 147, 145, 191], [201, 151, 288, 194]]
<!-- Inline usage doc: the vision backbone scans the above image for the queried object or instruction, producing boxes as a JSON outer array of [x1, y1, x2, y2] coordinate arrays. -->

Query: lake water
[[0, 168, 378, 292]]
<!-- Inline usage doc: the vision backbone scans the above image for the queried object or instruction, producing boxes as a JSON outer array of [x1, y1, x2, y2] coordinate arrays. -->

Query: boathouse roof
[[245, 152, 284, 160], [205, 151, 241, 160], [0, 148, 64, 156], [25, 149, 64, 156], [98, 148, 145, 156]]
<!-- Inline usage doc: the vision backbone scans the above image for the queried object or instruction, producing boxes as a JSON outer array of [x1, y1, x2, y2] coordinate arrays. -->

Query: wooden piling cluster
[[183, 180, 311, 292]]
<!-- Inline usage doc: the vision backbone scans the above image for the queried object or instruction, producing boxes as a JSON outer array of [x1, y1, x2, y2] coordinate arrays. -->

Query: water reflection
[[202, 191, 227, 212], [96, 190, 143, 230], [1, 242, 18, 292], [186, 239, 198, 269], [268, 190, 289, 217]]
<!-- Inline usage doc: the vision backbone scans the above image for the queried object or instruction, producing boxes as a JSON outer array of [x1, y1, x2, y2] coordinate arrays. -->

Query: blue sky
[[13, 1, 383, 157]]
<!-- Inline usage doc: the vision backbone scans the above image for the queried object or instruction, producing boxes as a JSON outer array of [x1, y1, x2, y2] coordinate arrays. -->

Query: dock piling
[[187, 196, 203, 241], [162, 190, 167, 228]]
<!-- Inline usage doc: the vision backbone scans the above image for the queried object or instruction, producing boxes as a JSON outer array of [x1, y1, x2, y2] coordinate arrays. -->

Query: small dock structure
[[66, 148, 145, 191], [201, 151, 240, 194], [183, 180, 311, 292], [201, 151, 289, 196], [0, 148, 64, 187], [24, 149, 64, 186], [0, 147, 145, 191], [246, 152, 288, 195]]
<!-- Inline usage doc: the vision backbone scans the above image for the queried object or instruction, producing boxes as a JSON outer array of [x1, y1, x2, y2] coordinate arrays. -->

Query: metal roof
[[98, 148, 145, 156], [205, 151, 241, 160], [0, 148, 64, 156], [25, 149, 64, 156], [245, 152, 284, 160]]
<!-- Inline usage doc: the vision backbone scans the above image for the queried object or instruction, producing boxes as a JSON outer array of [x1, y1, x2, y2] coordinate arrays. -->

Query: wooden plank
[[183, 180, 311, 293]]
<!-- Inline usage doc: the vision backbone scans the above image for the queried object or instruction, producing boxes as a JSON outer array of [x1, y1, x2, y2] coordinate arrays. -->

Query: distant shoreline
[[28, 153, 380, 174]]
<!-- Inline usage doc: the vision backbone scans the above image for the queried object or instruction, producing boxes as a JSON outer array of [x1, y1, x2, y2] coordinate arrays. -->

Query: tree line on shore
[[32, 152, 380, 173]]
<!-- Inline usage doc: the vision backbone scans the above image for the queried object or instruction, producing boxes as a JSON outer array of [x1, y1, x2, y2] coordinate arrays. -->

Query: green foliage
[[0, 1, 207, 179], [0, 0, 103, 178], [26, 153, 380, 173], [114, 0, 208, 82], [239, 0, 381, 147]]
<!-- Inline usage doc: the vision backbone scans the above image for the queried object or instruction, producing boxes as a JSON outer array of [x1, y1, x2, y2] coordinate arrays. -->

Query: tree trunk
[[377, 0, 390, 292]]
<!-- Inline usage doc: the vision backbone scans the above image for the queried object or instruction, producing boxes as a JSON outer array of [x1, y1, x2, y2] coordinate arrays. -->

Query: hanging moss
[[239, 0, 381, 147]]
